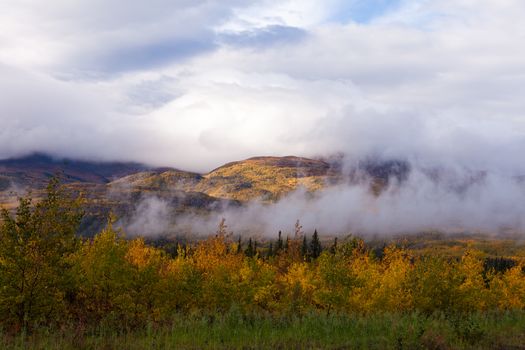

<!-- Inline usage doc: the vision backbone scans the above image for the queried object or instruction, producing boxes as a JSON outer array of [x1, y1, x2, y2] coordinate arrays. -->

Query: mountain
[[116, 156, 341, 202], [0, 153, 154, 190], [195, 156, 340, 201], [0, 153, 411, 235]]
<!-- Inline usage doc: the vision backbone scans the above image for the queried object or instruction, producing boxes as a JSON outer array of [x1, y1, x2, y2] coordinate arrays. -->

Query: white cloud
[[0, 0, 524, 176], [177, 169, 525, 236]]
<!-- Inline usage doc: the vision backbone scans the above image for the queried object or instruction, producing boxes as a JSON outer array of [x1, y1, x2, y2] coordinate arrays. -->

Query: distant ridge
[[0, 153, 416, 235], [0, 153, 160, 187]]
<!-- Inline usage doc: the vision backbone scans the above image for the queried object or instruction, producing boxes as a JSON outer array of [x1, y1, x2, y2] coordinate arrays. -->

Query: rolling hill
[[0, 153, 411, 235]]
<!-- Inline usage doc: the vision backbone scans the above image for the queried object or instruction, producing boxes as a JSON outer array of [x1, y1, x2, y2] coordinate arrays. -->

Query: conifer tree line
[[238, 228, 323, 261], [1, 179, 525, 333]]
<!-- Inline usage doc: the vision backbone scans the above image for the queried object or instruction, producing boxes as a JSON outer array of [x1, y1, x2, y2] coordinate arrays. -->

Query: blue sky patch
[[331, 0, 403, 24]]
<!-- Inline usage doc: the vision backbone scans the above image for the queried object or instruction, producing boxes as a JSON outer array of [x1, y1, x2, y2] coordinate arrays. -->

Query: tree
[[245, 238, 255, 258], [71, 215, 135, 326], [310, 229, 322, 259], [0, 178, 83, 329], [236, 236, 242, 254], [266, 242, 274, 259], [276, 231, 283, 252], [216, 218, 228, 237], [301, 236, 308, 260], [283, 220, 304, 262], [330, 237, 338, 254], [294, 220, 303, 239]]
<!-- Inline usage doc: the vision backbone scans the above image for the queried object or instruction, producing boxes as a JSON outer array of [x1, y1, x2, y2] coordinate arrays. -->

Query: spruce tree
[[330, 237, 338, 254], [266, 242, 273, 259], [310, 229, 322, 259], [237, 236, 242, 254], [277, 230, 283, 252], [301, 235, 308, 260], [245, 238, 254, 257]]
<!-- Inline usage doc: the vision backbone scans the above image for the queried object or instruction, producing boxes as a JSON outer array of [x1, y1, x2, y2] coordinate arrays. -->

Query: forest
[[1, 180, 525, 349]]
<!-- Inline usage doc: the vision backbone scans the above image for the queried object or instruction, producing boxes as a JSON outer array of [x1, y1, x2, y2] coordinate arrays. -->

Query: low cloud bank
[[125, 162, 525, 238]]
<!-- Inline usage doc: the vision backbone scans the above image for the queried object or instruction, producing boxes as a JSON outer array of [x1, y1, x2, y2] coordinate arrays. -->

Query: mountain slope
[[108, 169, 203, 192], [0, 153, 154, 189], [194, 156, 340, 201], [0, 154, 412, 205], [102, 156, 341, 202], [0, 153, 415, 236]]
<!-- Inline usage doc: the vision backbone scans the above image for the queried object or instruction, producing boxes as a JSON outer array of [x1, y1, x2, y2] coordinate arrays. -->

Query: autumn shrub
[[1, 179, 525, 335]]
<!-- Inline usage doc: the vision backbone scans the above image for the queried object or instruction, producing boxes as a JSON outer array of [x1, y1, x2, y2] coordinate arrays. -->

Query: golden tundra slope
[[112, 156, 340, 202], [195, 156, 340, 201]]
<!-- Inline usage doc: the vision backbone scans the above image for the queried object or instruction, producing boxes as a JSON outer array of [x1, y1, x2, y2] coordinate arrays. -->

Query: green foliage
[[310, 229, 322, 259], [0, 178, 82, 330], [71, 217, 135, 326], [301, 236, 308, 260]]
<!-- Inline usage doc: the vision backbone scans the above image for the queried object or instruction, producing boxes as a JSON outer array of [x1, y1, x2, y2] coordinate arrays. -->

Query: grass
[[3, 311, 525, 349]]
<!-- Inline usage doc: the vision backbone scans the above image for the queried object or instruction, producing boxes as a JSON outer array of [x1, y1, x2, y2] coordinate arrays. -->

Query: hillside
[[0, 153, 414, 235], [102, 156, 341, 202], [195, 156, 340, 201], [0, 153, 153, 189], [0, 154, 341, 234]]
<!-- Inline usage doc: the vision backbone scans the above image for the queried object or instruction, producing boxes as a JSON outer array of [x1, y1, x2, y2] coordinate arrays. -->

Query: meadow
[[3, 311, 525, 349]]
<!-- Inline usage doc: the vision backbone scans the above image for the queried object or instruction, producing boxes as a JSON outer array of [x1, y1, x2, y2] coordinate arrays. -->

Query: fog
[[126, 196, 171, 236], [120, 161, 525, 238]]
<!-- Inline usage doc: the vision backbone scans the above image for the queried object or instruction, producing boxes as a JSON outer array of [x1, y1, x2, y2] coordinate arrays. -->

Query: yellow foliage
[[492, 264, 525, 309], [371, 247, 413, 312], [194, 157, 336, 202], [126, 238, 163, 270], [5, 190, 525, 330], [457, 248, 490, 311]]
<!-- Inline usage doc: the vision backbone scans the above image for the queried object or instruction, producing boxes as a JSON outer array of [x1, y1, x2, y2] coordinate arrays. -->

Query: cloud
[[125, 196, 171, 236], [0, 0, 248, 74], [173, 168, 525, 237], [0, 0, 524, 177], [3, 0, 524, 235], [0, 64, 109, 160], [219, 25, 307, 48]]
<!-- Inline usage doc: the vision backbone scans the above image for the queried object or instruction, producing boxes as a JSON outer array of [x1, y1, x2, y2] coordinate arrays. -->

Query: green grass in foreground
[[2, 311, 525, 350]]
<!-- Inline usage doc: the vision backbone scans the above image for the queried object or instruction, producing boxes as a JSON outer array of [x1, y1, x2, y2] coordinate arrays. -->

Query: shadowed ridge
[[0, 152, 155, 186]]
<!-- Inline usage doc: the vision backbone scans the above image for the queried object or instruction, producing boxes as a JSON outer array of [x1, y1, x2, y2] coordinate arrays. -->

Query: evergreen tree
[[236, 236, 242, 254], [276, 230, 283, 252], [301, 235, 308, 260], [284, 235, 290, 252], [310, 229, 322, 259], [267, 242, 274, 258], [245, 238, 255, 257]]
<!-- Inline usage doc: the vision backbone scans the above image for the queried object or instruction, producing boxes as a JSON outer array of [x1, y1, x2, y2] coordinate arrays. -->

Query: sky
[[1, 0, 525, 174]]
